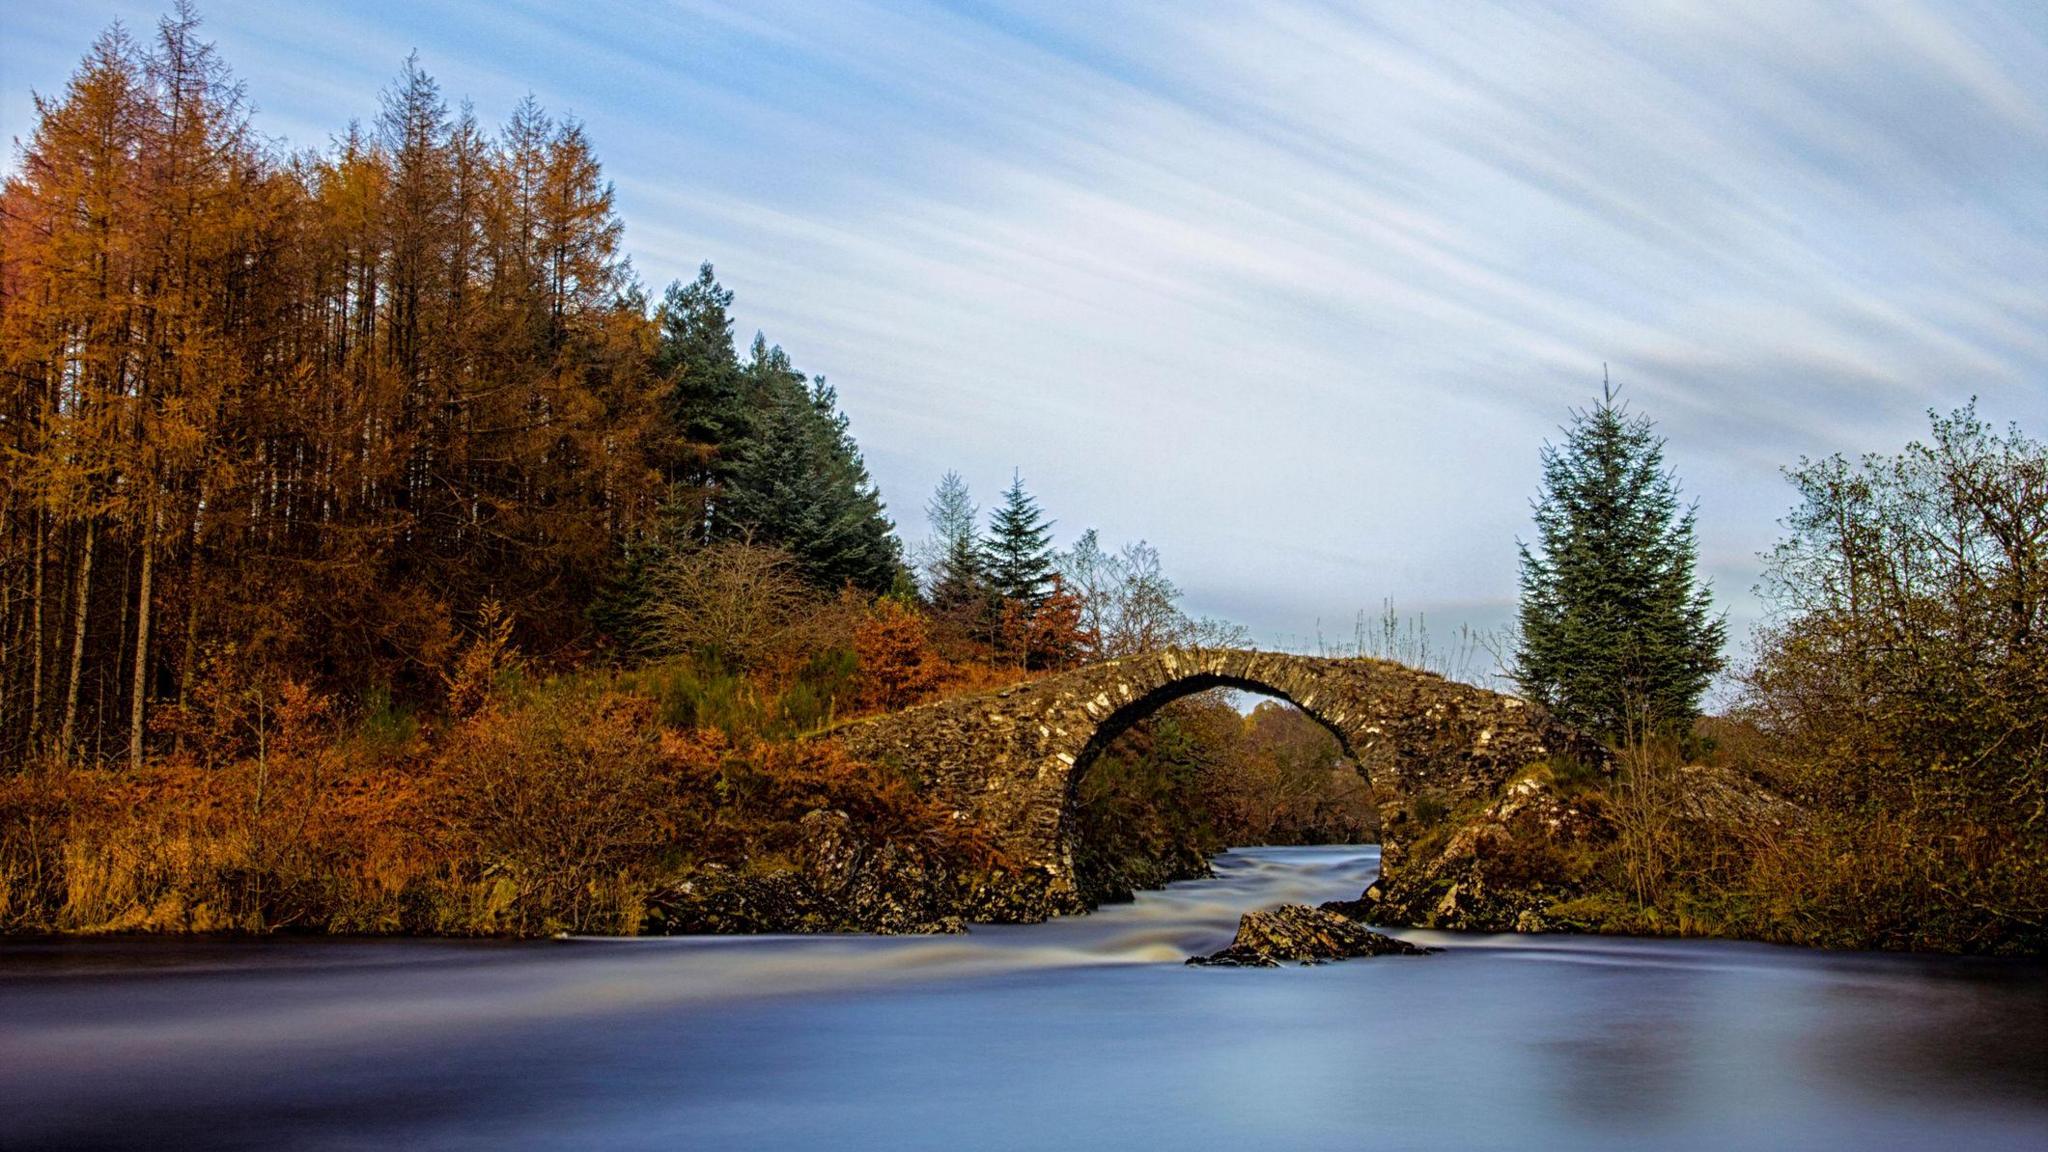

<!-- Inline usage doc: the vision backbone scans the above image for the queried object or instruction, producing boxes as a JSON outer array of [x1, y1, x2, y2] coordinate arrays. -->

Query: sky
[[7, 1, 2047, 669]]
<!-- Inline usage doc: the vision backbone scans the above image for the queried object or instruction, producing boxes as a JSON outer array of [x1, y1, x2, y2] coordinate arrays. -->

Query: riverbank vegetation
[[1375, 399, 2048, 955], [1722, 403, 2047, 951]]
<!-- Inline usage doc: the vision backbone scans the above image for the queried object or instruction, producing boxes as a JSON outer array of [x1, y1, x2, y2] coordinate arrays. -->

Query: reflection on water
[[4, 846, 2045, 1151]]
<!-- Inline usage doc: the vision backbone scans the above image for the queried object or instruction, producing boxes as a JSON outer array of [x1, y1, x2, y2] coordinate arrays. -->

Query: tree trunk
[[30, 511, 46, 749], [0, 499, 11, 748], [177, 523, 202, 711], [130, 512, 156, 770], [110, 527, 132, 762], [59, 519, 97, 758]]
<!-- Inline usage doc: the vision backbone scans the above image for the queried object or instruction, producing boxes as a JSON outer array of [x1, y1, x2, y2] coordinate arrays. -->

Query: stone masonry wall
[[835, 649, 1589, 894]]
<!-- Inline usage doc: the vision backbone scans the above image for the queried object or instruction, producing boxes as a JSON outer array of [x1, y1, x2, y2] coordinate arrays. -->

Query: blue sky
[[7, 1, 2047, 666]]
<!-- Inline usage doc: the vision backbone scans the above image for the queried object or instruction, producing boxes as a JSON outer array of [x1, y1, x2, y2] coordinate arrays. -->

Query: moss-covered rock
[[1361, 763, 1610, 931]]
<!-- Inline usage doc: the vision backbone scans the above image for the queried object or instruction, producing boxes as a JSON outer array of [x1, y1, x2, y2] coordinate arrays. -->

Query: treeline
[[908, 469, 1246, 671], [0, 11, 900, 767]]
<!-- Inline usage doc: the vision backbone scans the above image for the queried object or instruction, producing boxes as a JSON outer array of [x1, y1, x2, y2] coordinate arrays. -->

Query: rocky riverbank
[[643, 797, 1242, 935], [642, 809, 1083, 935], [1355, 755, 1801, 937]]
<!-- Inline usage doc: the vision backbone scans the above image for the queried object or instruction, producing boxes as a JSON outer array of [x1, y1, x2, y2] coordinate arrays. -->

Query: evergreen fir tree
[[717, 338, 903, 593], [596, 263, 742, 647], [1515, 378, 1725, 740], [923, 471, 985, 607], [986, 472, 1056, 605], [655, 262, 746, 519], [657, 263, 741, 423]]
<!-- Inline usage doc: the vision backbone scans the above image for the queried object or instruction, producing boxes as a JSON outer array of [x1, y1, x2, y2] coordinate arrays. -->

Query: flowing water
[[4, 845, 2046, 1151]]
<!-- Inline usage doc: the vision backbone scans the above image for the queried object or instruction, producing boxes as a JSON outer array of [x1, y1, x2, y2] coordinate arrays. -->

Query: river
[[4, 845, 2046, 1150]]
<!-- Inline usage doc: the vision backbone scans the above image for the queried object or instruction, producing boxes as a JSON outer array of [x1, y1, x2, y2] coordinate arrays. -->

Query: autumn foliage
[[0, 7, 1330, 941], [853, 599, 944, 712], [0, 11, 674, 768], [0, 666, 1008, 936]]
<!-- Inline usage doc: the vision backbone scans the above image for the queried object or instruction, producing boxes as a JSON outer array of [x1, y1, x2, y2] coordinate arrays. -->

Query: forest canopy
[[0, 11, 903, 765]]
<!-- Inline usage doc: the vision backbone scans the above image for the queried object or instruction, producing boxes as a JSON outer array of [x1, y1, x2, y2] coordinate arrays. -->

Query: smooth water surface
[[4, 846, 2046, 1151]]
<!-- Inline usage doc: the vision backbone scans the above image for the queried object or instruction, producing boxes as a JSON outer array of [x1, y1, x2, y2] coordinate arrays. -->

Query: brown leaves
[[853, 598, 942, 712], [443, 599, 518, 719]]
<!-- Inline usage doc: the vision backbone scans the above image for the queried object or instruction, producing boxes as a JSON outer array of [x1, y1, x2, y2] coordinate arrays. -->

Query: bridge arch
[[1065, 669, 1364, 779], [837, 648, 1581, 897]]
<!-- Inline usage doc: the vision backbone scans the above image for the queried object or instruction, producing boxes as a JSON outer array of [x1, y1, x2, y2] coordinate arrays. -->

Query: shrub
[[635, 541, 851, 675], [854, 598, 943, 711], [1740, 404, 2048, 953], [436, 690, 674, 935]]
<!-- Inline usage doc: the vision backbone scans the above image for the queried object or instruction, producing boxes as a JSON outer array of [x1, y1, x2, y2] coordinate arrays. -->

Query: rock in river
[[1187, 903, 1437, 967]]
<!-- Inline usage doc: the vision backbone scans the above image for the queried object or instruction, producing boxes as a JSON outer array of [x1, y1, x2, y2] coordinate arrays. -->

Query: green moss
[[1411, 793, 1449, 827], [1541, 752, 1608, 796]]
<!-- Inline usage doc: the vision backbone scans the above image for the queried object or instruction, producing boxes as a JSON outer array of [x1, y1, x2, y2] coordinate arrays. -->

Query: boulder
[[1188, 903, 1436, 967], [1316, 896, 1376, 921], [795, 808, 864, 895]]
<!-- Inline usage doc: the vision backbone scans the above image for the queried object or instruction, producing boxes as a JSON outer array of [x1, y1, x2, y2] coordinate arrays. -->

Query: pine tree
[[655, 263, 746, 512], [986, 472, 1055, 605], [1515, 378, 1725, 740], [922, 471, 984, 607], [717, 338, 901, 592]]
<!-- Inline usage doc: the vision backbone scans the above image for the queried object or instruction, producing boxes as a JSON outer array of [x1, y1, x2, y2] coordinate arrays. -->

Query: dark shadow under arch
[[1058, 672, 1381, 865]]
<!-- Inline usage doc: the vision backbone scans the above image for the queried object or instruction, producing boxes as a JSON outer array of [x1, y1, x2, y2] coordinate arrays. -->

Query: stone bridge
[[837, 648, 1590, 894]]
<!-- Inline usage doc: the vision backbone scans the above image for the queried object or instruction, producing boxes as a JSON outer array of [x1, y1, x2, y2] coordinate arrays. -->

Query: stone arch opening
[[1066, 672, 1366, 782], [1057, 673, 1389, 902]]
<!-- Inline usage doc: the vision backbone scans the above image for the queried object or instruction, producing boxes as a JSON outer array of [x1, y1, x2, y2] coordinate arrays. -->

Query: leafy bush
[[435, 691, 676, 934], [1739, 404, 2048, 953]]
